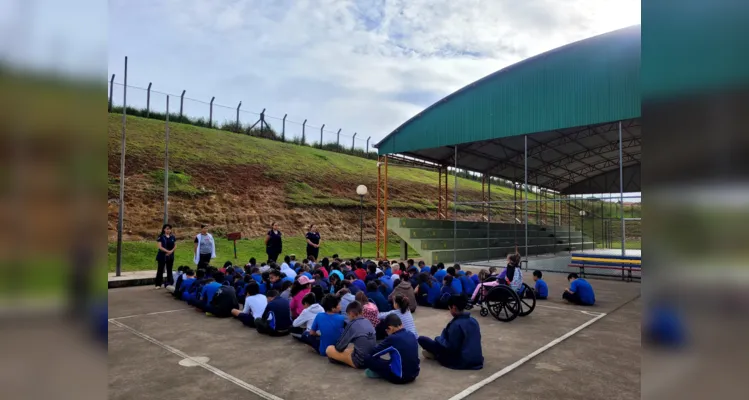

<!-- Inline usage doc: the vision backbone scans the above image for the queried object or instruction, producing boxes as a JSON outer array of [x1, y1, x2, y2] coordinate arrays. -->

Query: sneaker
[[206, 312, 214, 317], [364, 369, 380, 379]]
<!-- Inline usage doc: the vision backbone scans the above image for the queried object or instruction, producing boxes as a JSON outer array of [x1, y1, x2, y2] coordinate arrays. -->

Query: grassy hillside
[[108, 114, 538, 242]]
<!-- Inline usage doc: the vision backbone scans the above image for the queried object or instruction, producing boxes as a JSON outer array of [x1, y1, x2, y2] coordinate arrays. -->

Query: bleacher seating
[[388, 218, 594, 264]]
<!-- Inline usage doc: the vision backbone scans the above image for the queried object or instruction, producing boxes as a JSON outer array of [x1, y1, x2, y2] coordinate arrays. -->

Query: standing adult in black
[[265, 222, 283, 262], [305, 224, 321, 261], [155, 224, 177, 288]]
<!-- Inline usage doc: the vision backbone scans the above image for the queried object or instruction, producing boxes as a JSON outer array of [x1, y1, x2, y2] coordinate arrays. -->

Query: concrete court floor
[[108, 272, 641, 400]]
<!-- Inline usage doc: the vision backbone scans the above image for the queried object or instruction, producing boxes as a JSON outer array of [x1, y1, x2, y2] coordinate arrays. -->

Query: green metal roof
[[376, 25, 641, 155]]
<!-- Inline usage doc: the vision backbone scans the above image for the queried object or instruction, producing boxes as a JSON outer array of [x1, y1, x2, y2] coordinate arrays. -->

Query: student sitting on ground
[[166, 266, 188, 293], [290, 276, 314, 319], [192, 272, 222, 310], [414, 272, 440, 307], [207, 282, 239, 318], [376, 295, 417, 340], [337, 288, 356, 314], [433, 262, 447, 282], [174, 269, 196, 300], [347, 274, 366, 294], [304, 294, 346, 355], [366, 281, 391, 312], [255, 289, 292, 336], [433, 275, 458, 309], [365, 263, 378, 283], [418, 294, 484, 370], [529, 270, 548, 300], [231, 282, 267, 328], [364, 314, 421, 384], [356, 292, 380, 328], [418, 260, 430, 274], [388, 275, 417, 313], [446, 266, 463, 294], [291, 293, 324, 339], [326, 301, 376, 369], [279, 280, 293, 300], [563, 273, 595, 305], [455, 264, 476, 298], [377, 271, 394, 297], [182, 268, 206, 304]]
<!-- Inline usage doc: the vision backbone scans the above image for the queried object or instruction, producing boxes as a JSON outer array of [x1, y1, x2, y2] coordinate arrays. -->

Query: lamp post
[[356, 185, 368, 257]]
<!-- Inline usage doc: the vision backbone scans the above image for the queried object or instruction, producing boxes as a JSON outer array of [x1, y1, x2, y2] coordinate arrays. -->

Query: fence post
[[302, 119, 307, 145], [179, 90, 186, 121], [366, 136, 371, 158], [352, 132, 357, 151], [235, 101, 241, 132], [209, 96, 215, 128], [164, 95, 170, 224], [336, 129, 341, 150], [108, 74, 115, 112], [282, 114, 287, 142], [115, 57, 128, 277], [146, 82, 152, 118], [260, 109, 266, 134], [319, 124, 325, 148]]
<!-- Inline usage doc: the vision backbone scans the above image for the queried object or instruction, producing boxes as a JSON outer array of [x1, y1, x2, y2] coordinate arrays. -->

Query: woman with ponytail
[[375, 294, 417, 340], [305, 224, 321, 261], [155, 224, 177, 288]]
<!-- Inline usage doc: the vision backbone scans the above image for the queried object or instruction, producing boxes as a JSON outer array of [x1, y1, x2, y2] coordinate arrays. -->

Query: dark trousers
[[155, 257, 174, 286], [365, 357, 415, 384], [299, 331, 321, 353], [255, 318, 289, 337], [306, 246, 319, 261], [266, 251, 280, 263], [198, 253, 212, 269], [375, 319, 389, 341], [562, 291, 584, 305], [525, 288, 547, 300], [416, 294, 431, 307], [418, 336, 459, 367], [203, 305, 232, 318], [236, 313, 256, 327], [290, 326, 305, 338]]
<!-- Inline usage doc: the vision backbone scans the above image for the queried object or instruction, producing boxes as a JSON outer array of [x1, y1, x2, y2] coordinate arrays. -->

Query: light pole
[[579, 210, 586, 251], [356, 185, 368, 257]]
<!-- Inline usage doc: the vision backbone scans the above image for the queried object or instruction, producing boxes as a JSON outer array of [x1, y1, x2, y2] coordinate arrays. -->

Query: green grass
[[108, 114, 532, 203], [150, 170, 208, 197], [597, 240, 641, 250], [108, 237, 418, 272]]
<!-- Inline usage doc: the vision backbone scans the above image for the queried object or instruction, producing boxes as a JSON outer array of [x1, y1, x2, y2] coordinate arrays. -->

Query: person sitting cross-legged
[[563, 273, 595, 306], [231, 282, 267, 328], [254, 289, 292, 336], [325, 300, 376, 369], [364, 313, 421, 384], [418, 294, 484, 370]]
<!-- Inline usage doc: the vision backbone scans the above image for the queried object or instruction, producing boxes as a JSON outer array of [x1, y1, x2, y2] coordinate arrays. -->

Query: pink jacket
[[290, 288, 311, 318]]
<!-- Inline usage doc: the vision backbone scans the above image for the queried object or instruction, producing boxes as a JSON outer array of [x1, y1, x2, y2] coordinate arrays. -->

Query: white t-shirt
[[242, 294, 268, 318]]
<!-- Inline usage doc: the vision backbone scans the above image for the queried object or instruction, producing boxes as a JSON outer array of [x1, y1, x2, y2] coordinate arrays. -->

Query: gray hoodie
[[292, 303, 324, 330], [339, 293, 356, 315], [334, 316, 376, 368]]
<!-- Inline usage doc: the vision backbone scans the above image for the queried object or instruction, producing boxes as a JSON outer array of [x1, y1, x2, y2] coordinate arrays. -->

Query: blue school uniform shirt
[[367, 291, 391, 312], [435, 312, 484, 370], [570, 279, 595, 305], [434, 269, 447, 282], [369, 328, 421, 381], [384, 267, 392, 277], [425, 282, 442, 305], [450, 276, 463, 294], [179, 278, 196, 295], [420, 266, 431, 274], [534, 279, 549, 298], [470, 274, 480, 286], [310, 312, 346, 355], [379, 276, 393, 292], [458, 276, 475, 297], [263, 297, 292, 331], [352, 280, 366, 293], [282, 276, 295, 284], [365, 273, 378, 283], [302, 272, 313, 280], [251, 273, 263, 283], [201, 282, 222, 303]]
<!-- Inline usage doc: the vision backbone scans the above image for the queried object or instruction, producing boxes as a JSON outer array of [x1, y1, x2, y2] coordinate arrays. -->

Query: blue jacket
[[367, 291, 391, 312], [435, 312, 484, 370], [426, 281, 442, 305], [433, 269, 447, 282], [262, 297, 292, 331], [369, 328, 420, 382]]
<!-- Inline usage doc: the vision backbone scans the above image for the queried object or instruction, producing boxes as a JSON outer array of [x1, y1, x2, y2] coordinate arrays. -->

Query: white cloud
[[108, 0, 640, 147]]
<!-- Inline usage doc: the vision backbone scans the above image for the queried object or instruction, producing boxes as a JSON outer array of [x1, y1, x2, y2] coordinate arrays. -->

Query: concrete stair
[[388, 217, 594, 264]]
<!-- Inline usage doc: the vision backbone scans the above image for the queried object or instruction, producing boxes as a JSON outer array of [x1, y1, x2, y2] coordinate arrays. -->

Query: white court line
[[109, 319, 284, 400], [448, 312, 607, 400], [109, 308, 191, 321], [535, 304, 605, 316]]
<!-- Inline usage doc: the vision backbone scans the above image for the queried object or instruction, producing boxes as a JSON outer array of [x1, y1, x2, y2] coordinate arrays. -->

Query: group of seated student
[[165, 255, 494, 383]]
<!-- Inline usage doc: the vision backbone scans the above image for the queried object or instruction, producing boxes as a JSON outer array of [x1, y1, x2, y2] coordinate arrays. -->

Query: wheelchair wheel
[[518, 283, 536, 317], [485, 285, 520, 322], [479, 307, 489, 317]]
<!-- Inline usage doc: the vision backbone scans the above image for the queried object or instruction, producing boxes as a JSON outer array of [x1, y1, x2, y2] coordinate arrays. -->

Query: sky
[[104, 0, 640, 148]]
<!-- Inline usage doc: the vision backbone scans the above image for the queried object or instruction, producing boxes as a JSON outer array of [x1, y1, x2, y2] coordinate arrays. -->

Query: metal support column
[[319, 124, 325, 148], [486, 174, 491, 262], [453, 146, 458, 263], [618, 121, 626, 257], [282, 114, 287, 141], [376, 156, 389, 259], [524, 135, 528, 261], [108, 74, 115, 112], [553, 198, 557, 253], [115, 57, 128, 277], [235, 102, 242, 132], [146, 82, 152, 118], [179, 90, 186, 120]]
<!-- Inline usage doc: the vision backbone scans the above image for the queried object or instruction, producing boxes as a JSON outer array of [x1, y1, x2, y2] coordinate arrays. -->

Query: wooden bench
[[568, 263, 641, 282]]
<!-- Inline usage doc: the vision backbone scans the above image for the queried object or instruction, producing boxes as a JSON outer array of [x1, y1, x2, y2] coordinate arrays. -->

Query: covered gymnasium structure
[[373, 25, 642, 279]]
